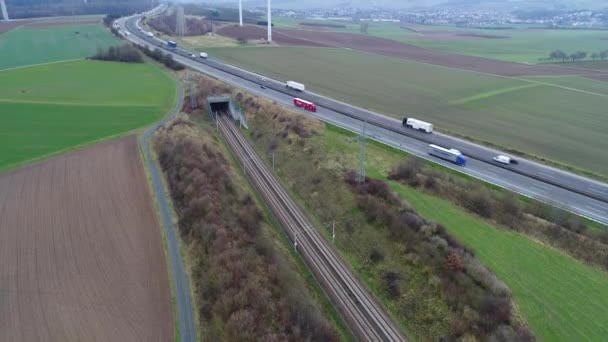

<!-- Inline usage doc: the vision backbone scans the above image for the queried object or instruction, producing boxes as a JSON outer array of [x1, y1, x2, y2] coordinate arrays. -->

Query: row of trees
[[7, 0, 156, 19], [90, 45, 143, 63], [147, 12, 212, 36], [549, 49, 608, 62], [389, 158, 608, 271], [347, 174, 530, 340], [155, 112, 338, 341], [138, 46, 184, 70]]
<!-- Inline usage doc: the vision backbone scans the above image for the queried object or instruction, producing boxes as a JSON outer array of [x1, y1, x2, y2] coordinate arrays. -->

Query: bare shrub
[[445, 253, 464, 272], [388, 158, 421, 181], [155, 115, 338, 341], [461, 185, 493, 218], [461, 253, 511, 298], [369, 248, 384, 264], [383, 271, 400, 298], [479, 297, 512, 333]]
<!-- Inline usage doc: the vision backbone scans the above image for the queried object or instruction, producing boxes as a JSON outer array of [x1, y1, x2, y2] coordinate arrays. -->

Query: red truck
[[293, 97, 317, 112]]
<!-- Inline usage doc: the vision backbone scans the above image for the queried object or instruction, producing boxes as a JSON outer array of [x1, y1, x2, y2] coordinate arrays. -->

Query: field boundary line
[[0, 97, 160, 108], [451, 83, 542, 104], [0, 58, 82, 72]]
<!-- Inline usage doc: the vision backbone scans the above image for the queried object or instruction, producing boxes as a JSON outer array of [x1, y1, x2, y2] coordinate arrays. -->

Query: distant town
[[273, 7, 608, 28]]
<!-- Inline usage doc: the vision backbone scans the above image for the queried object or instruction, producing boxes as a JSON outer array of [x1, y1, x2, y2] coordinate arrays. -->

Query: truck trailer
[[286, 81, 305, 92], [403, 118, 433, 133], [428, 144, 467, 166], [293, 98, 317, 112]]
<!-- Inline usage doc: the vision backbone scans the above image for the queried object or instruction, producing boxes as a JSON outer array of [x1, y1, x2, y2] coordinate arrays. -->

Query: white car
[[493, 155, 512, 165], [191, 54, 197, 58], [199, 52, 208, 59]]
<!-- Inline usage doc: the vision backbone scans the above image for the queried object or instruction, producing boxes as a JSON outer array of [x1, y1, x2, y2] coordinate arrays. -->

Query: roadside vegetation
[[389, 159, 608, 270], [190, 73, 608, 341], [138, 45, 185, 70], [91, 44, 143, 63], [154, 114, 340, 341], [192, 75, 532, 340], [148, 12, 212, 37], [0, 59, 174, 171]]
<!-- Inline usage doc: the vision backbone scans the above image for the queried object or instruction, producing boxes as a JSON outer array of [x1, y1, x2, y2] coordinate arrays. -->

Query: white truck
[[286, 81, 305, 92], [492, 155, 518, 165], [403, 118, 433, 133]]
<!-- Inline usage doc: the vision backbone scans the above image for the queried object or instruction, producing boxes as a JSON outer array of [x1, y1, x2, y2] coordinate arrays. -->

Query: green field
[[0, 60, 175, 170], [0, 24, 117, 70], [275, 18, 608, 64], [324, 125, 608, 341], [369, 24, 608, 64], [390, 183, 608, 341], [208, 46, 608, 176]]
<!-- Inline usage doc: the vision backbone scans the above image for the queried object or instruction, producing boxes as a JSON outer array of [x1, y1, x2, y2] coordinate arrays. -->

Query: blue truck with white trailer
[[428, 144, 467, 166]]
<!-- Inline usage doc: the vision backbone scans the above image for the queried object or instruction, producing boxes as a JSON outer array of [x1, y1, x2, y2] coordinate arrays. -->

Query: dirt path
[[0, 136, 173, 342]]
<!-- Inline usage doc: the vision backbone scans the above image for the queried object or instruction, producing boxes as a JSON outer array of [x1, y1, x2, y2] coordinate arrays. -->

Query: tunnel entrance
[[207, 96, 248, 129], [208, 96, 230, 114]]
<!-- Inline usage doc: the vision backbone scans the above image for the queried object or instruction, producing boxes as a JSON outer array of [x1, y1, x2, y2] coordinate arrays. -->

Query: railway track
[[216, 113, 406, 342]]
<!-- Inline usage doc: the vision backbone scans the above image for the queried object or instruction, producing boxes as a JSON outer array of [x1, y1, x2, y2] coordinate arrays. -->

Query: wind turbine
[[267, 0, 272, 42], [238, 0, 242, 26], [0, 0, 9, 21]]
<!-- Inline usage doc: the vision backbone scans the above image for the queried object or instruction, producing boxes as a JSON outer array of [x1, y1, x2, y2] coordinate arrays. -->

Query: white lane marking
[[589, 186, 608, 195], [588, 202, 607, 211], [537, 171, 556, 179], [531, 182, 553, 191], [580, 208, 606, 217]]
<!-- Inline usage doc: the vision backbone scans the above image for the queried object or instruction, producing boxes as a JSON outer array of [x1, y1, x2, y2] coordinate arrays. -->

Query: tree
[[360, 22, 369, 34], [578, 51, 587, 60], [549, 49, 567, 62], [591, 52, 599, 60], [569, 51, 587, 62], [600, 50, 608, 60]]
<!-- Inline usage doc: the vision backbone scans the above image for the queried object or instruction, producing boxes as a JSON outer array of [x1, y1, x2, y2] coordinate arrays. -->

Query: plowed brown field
[[0, 136, 173, 342], [217, 24, 330, 47], [0, 20, 31, 34], [224, 26, 606, 77]]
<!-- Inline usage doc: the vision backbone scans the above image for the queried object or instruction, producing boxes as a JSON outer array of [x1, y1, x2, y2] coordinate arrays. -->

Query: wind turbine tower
[[238, 0, 242, 26], [0, 0, 9, 21], [267, 0, 272, 42]]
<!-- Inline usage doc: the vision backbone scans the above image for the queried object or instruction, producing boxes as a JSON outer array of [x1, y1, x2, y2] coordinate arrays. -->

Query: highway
[[118, 13, 608, 226]]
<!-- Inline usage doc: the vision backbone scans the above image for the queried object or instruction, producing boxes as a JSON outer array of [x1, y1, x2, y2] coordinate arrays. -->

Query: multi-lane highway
[[117, 13, 608, 226]]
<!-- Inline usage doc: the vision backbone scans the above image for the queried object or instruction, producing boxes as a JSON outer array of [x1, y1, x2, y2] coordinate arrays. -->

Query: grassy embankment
[[187, 68, 608, 340], [206, 46, 608, 178], [0, 60, 175, 171], [0, 23, 117, 70]]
